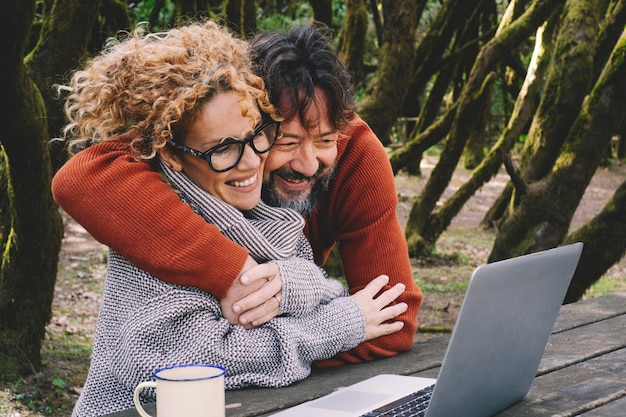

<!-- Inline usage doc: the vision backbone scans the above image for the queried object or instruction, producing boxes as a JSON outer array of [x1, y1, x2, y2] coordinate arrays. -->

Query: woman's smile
[[229, 172, 259, 188]]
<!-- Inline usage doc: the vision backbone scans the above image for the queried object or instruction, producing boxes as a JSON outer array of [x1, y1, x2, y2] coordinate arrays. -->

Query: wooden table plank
[[497, 348, 626, 417], [553, 292, 626, 332], [539, 313, 626, 374], [576, 396, 626, 417]]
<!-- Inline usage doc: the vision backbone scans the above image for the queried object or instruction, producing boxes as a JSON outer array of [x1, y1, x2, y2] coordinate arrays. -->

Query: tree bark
[[368, 0, 383, 46], [593, 0, 626, 80], [401, 0, 481, 175], [242, 0, 257, 37], [357, 0, 418, 144], [564, 178, 626, 303], [460, 1, 497, 169], [489, 28, 626, 263], [389, 102, 458, 175], [488, 0, 596, 228], [222, 0, 243, 35], [0, 0, 64, 378], [410, 73, 497, 254], [338, 0, 368, 86], [309, 0, 333, 28], [482, 9, 561, 227], [401, 0, 463, 138], [426, 21, 550, 247], [97, 0, 131, 49], [518, 0, 600, 184], [25, 0, 101, 172]]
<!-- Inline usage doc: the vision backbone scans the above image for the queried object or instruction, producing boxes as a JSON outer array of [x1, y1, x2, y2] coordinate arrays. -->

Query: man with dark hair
[[252, 25, 355, 217], [52, 24, 422, 367]]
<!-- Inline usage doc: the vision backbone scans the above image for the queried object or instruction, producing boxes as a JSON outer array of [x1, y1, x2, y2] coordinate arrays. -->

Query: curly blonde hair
[[60, 20, 277, 158]]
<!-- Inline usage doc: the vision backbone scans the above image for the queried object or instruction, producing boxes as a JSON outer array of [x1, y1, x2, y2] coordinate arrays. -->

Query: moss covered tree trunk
[[222, 0, 257, 37], [0, 0, 64, 378], [357, 0, 419, 144], [484, 0, 600, 230], [402, 0, 463, 142], [519, 0, 600, 185], [222, 0, 242, 35], [338, 0, 368, 87], [242, 0, 257, 37], [563, 178, 626, 303], [399, 0, 487, 176], [25, 0, 101, 172], [489, 28, 626, 267]]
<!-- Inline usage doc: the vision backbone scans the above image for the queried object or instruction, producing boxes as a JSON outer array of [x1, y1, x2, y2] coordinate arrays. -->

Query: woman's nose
[[237, 143, 262, 169]]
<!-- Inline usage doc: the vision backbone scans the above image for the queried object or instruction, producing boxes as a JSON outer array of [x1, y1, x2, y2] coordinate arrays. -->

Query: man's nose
[[290, 142, 319, 177]]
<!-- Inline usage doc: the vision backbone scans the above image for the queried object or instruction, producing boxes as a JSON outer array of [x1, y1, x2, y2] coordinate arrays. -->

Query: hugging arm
[[78, 250, 406, 417], [52, 138, 249, 298]]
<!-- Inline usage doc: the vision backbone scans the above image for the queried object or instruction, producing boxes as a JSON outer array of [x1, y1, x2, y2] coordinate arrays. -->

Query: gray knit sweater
[[71, 164, 366, 417]]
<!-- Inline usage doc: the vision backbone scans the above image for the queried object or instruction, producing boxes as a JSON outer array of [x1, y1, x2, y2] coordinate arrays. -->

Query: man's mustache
[[272, 166, 325, 182]]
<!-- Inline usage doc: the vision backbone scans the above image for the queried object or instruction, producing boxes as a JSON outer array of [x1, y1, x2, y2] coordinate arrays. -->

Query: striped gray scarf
[[160, 161, 310, 262]]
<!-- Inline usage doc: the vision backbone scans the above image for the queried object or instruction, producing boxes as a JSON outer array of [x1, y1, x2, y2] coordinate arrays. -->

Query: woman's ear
[[158, 146, 184, 172]]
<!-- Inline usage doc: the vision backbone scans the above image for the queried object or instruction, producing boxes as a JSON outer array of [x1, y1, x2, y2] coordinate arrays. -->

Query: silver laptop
[[271, 242, 583, 417]]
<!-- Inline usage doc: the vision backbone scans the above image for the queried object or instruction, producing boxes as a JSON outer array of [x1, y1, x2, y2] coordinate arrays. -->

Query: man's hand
[[220, 256, 283, 329]]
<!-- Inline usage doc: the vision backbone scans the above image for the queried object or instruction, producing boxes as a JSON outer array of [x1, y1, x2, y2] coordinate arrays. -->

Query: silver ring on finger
[[273, 294, 281, 308]]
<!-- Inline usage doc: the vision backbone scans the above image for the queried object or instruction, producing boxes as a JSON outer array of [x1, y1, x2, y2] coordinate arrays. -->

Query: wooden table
[[107, 291, 626, 417]]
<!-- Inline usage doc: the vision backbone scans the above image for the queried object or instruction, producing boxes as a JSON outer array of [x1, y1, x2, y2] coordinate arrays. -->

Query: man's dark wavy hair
[[250, 23, 355, 131]]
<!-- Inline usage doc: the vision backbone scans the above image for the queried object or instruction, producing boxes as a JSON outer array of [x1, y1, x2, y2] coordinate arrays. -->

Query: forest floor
[[1, 155, 626, 416]]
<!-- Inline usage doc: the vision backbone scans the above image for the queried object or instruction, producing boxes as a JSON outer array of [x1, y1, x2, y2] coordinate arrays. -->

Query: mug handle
[[133, 381, 157, 417]]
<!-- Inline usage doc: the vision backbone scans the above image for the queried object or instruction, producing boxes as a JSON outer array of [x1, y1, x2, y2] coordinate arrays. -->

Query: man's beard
[[262, 165, 335, 215]]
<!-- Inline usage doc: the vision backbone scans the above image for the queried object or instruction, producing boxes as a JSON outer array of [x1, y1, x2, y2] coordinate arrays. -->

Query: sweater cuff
[[311, 296, 366, 355]]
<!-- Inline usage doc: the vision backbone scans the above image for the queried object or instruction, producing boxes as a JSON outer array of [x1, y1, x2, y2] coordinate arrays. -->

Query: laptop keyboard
[[360, 384, 436, 417]]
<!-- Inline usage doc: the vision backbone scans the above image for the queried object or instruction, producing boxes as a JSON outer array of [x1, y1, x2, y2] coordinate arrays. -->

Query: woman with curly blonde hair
[[61, 21, 406, 417], [61, 20, 274, 156]]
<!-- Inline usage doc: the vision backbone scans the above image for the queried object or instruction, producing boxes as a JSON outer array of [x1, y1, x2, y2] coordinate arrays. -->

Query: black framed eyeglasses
[[169, 120, 281, 172]]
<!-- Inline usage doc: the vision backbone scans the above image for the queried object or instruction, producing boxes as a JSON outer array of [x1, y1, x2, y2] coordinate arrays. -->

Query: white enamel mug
[[133, 363, 226, 417]]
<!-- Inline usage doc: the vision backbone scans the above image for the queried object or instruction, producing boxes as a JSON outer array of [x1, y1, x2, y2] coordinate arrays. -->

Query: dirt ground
[[1, 157, 625, 416]]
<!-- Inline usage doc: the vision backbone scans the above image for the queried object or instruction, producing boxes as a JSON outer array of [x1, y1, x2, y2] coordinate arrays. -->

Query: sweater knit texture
[[71, 164, 364, 417]]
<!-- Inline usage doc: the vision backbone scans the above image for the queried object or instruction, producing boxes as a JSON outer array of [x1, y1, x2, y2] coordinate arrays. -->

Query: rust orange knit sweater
[[52, 115, 423, 366]]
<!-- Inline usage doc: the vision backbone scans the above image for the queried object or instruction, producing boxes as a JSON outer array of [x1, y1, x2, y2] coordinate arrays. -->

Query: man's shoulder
[[337, 114, 388, 165], [329, 115, 394, 200]]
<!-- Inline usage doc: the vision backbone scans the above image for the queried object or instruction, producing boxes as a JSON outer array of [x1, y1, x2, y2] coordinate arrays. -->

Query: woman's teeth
[[232, 173, 257, 188]]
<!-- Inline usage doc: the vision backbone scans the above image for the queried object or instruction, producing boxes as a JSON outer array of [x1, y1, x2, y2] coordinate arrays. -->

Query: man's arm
[[51, 137, 248, 298], [311, 117, 423, 366]]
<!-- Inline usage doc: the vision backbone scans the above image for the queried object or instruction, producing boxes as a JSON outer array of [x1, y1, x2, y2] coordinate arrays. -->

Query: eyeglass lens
[[210, 122, 278, 171]]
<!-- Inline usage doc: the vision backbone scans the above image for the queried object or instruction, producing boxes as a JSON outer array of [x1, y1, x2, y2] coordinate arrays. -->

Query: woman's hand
[[220, 256, 283, 329], [350, 275, 408, 341]]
